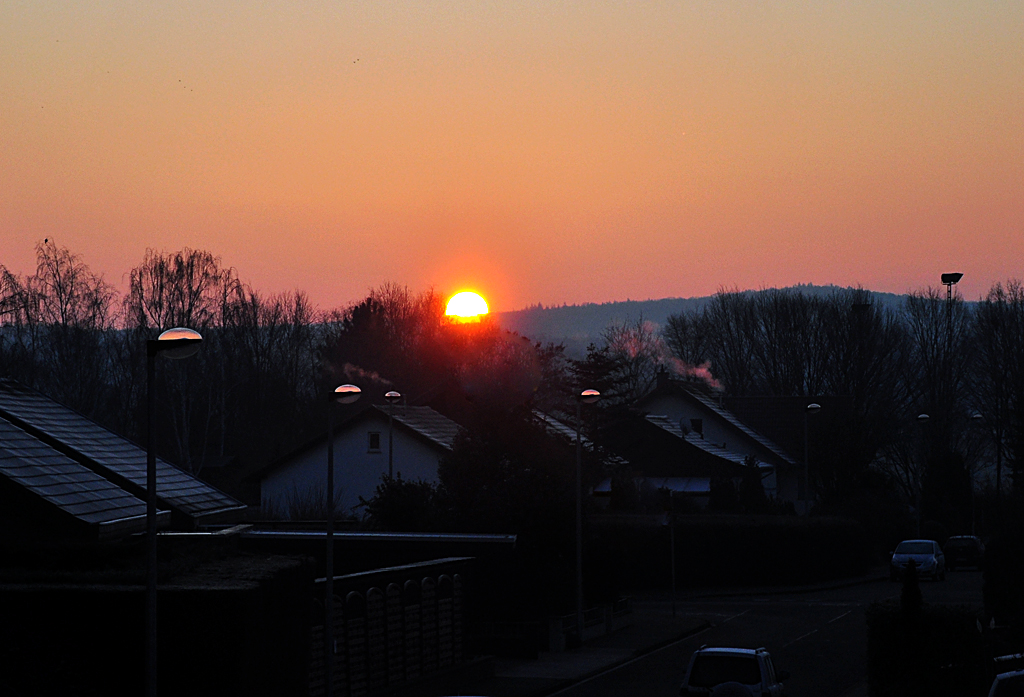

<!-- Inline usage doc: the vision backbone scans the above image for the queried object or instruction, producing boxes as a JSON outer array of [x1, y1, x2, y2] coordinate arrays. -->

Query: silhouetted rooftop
[[0, 379, 246, 527], [0, 415, 162, 540]]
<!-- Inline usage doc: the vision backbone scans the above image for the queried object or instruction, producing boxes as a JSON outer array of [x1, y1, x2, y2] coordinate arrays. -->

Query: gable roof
[[253, 404, 462, 482], [681, 389, 795, 465], [0, 415, 167, 540], [532, 409, 631, 467], [382, 405, 461, 452], [644, 414, 753, 467], [639, 377, 795, 466], [0, 380, 246, 528]]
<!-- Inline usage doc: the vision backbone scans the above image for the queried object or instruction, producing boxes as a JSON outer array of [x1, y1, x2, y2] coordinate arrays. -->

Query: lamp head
[[331, 384, 362, 404], [579, 389, 601, 404], [941, 273, 963, 286], [806, 402, 822, 414], [384, 390, 402, 404], [917, 413, 930, 423], [153, 327, 202, 359]]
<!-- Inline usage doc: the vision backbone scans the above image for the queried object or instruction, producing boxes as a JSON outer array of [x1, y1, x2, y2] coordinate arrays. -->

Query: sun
[[445, 291, 489, 322]]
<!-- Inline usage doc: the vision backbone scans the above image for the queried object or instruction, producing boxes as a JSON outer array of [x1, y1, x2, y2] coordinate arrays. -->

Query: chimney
[[656, 366, 671, 391]]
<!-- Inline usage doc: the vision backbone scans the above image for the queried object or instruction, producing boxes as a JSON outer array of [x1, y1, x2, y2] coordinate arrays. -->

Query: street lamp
[[146, 327, 202, 697], [325, 383, 361, 697], [575, 388, 600, 642], [915, 413, 930, 535], [385, 390, 402, 479], [803, 403, 821, 515]]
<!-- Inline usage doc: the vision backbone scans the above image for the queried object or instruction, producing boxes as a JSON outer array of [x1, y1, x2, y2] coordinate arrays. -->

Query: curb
[[538, 619, 713, 697], [680, 572, 889, 600]]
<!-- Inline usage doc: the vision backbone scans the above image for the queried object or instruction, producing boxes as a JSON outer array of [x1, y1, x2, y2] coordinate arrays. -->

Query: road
[[551, 570, 984, 697]]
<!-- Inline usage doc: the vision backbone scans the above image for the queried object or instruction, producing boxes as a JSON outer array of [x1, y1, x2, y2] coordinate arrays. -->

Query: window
[[368, 432, 381, 453], [690, 418, 703, 436], [688, 654, 761, 687]]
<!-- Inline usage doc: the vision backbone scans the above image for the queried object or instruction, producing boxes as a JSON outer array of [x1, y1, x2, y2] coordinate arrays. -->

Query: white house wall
[[261, 412, 445, 519]]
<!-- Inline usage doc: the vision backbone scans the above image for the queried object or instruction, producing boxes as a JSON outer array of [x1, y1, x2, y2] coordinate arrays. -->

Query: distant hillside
[[494, 284, 907, 357]]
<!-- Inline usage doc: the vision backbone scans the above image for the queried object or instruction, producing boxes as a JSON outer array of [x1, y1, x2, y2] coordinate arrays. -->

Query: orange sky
[[2, 2, 1022, 312]]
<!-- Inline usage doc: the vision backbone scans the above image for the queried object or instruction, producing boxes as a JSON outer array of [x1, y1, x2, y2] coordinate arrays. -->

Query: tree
[[122, 248, 242, 472], [972, 282, 1024, 498], [123, 247, 239, 330], [0, 241, 116, 417]]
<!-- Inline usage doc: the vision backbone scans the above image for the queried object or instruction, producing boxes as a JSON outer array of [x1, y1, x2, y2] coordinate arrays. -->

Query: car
[[988, 669, 1024, 696], [944, 535, 985, 570], [890, 539, 945, 581], [679, 646, 788, 696]]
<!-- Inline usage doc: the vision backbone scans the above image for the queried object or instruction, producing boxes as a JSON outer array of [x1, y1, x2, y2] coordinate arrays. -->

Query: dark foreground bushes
[[587, 514, 871, 593], [866, 601, 989, 696]]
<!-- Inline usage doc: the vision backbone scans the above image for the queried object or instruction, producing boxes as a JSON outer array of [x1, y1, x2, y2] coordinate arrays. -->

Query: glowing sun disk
[[445, 291, 489, 321]]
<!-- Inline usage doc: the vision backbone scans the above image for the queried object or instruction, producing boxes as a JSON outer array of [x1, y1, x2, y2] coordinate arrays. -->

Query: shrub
[[866, 601, 988, 696]]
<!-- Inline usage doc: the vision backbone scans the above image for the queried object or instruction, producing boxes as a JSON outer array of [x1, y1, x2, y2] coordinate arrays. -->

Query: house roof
[[380, 405, 461, 452], [0, 379, 246, 527], [640, 378, 795, 466], [532, 409, 631, 468], [0, 415, 165, 540], [644, 415, 756, 468], [254, 403, 462, 482]]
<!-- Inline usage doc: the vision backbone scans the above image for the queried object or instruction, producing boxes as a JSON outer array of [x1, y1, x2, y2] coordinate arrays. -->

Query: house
[[258, 404, 461, 519], [633, 372, 800, 507], [0, 378, 246, 540]]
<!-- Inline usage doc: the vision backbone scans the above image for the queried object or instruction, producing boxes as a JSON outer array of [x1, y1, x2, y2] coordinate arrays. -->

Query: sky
[[2, 1, 1022, 313]]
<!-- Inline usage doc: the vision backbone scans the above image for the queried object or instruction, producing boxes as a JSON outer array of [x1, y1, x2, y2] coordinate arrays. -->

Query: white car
[[989, 669, 1024, 696], [890, 539, 945, 581], [679, 646, 788, 696]]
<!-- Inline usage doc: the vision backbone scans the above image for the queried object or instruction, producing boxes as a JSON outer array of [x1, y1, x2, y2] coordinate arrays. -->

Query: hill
[[494, 284, 907, 356]]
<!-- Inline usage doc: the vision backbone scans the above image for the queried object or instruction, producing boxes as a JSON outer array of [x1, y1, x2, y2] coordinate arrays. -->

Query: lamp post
[[326, 384, 361, 697], [915, 413, 930, 535], [146, 327, 202, 697], [385, 390, 401, 479], [575, 389, 600, 642], [803, 403, 821, 516]]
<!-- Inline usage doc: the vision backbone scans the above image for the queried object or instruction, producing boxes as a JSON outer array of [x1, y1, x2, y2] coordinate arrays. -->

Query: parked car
[[944, 535, 985, 570], [890, 539, 945, 581], [679, 646, 788, 696], [988, 669, 1024, 696]]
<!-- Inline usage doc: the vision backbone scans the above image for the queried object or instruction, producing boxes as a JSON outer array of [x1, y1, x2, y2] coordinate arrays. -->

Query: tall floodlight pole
[[576, 389, 600, 642], [941, 273, 963, 357], [146, 327, 203, 697], [385, 390, 402, 479], [803, 403, 821, 515], [326, 384, 361, 697], [916, 413, 930, 535], [941, 273, 963, 418]]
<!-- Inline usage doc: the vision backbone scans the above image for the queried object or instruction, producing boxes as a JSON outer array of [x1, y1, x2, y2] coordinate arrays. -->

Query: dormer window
[[690, 418, 703, 437]]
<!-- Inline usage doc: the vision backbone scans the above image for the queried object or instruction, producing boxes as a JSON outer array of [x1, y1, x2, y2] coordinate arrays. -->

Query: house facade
[[259, 405, 460, 519], [636, 373, 800, 507]]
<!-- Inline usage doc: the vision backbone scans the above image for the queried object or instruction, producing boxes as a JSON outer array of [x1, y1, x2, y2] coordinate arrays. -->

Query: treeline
[[661, 284, 1024, 532], [4, 240, 1024, 538], [0, 242, 333, 474], [0, 241, 564, 480]]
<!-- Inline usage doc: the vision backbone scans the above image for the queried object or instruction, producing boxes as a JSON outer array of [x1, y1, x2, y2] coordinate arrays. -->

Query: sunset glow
[[1, 3, 1022, 310], [445, 292, 489, 322]]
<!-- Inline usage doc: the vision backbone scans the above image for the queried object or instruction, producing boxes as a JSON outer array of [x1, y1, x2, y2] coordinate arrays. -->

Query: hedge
[[586, 514, 871, 591], [866, 601, 989, 696]]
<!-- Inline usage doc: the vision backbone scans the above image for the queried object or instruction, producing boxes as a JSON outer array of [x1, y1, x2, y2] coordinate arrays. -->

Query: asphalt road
[[550, 570, 985, 697]]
